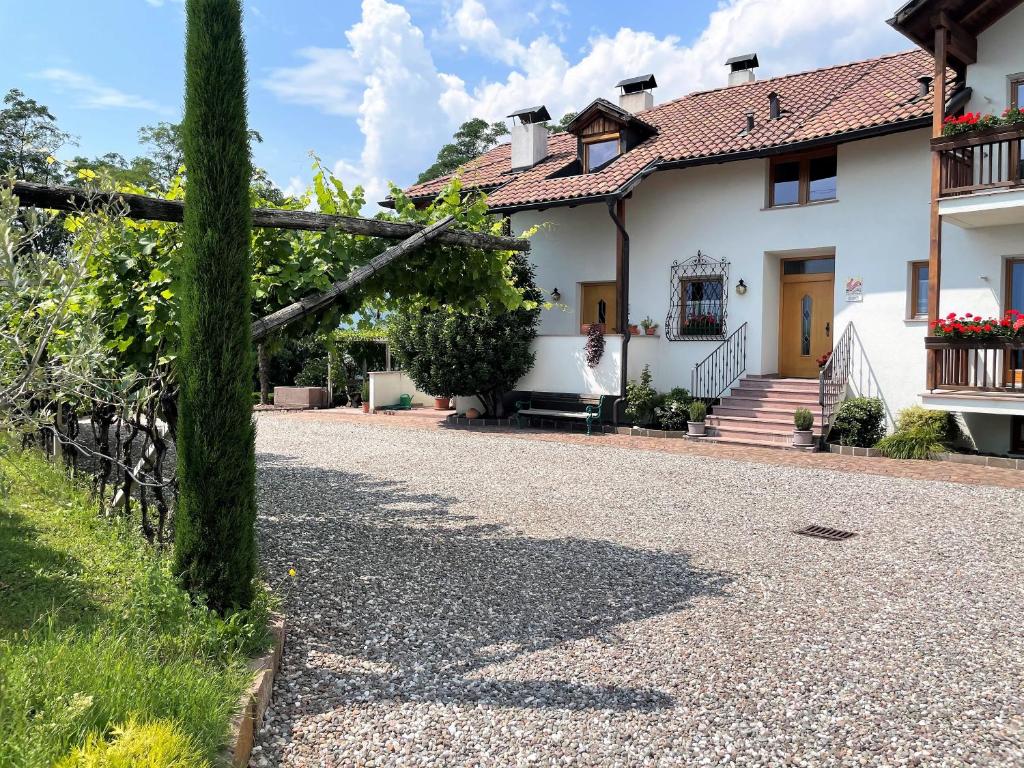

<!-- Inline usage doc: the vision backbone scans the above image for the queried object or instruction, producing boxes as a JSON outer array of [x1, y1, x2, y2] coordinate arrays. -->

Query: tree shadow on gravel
[[256, 452, 730, 714]]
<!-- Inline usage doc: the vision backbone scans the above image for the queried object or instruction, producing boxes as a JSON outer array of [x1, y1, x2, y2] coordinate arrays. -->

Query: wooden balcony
[[925, 336, 1024, 394], [933, 124, 1024, 197]]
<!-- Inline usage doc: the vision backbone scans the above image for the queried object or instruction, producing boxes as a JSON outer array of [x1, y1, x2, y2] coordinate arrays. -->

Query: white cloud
[[35, 68, 171, 114], [264, 0, 910, 211]]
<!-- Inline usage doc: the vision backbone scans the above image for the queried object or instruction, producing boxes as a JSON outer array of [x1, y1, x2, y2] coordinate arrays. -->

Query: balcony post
[[927, 24, 948, 389]]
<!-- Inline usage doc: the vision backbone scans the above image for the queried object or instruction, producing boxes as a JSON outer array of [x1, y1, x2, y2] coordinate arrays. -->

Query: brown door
[[780, 268, 834, 378], [580, 282, 617, 332]]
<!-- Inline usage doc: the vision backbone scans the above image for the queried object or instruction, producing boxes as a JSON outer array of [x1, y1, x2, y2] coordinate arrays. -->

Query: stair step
[[707, 415, 824, 434], [712, 405, 826, 422], [739, 378, 820, 391], [702, 434, 817, 451], [728, 386, 821, 400], [721, 396, 822, 410], [709, 423, 819, 440]]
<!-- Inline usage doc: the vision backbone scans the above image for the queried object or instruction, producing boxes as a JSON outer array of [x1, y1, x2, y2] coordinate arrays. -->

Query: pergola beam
[[8, 180, 529, 253], [250, 215, 456, 342]]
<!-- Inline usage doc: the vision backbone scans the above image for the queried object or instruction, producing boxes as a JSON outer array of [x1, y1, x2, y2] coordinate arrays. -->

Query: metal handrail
[[691, 322, 747, 402], [818, 323, 854, 432]]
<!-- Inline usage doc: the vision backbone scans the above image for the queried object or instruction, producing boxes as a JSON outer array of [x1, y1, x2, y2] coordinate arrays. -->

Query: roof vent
[[917, 75, 933, 99], [769, 91, 782, 120], [507, 105, 551, 171], [742, 111, 755, 135], [616, 74, 657, 114], [726, 53, 759, 86]]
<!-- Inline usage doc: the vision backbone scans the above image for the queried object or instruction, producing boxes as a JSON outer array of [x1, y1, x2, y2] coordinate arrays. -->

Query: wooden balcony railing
[[925, 336, 1024, 393], [932, 124, 1024, 197]]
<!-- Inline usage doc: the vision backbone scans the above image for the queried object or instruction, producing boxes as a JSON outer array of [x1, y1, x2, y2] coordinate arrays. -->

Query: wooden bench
[[514, 392, 612, 436]]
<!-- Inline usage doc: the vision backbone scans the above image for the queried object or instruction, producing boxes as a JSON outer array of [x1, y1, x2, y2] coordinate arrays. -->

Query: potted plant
[[361, 380, 370, 413], [434, 395, 451, 410], [641, 316, 658, 336], [687, 400, 707, 436], [793, 408, 815, 447], [580, 322, 606, 335], [628, 323, 640, 335]]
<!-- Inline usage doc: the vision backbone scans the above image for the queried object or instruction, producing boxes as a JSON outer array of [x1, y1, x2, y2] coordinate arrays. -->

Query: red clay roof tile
[[399, 50, 936, 210]]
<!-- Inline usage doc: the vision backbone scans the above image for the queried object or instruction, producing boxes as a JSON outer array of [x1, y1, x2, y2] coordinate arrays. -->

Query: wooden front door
[[580, 282, 617, 332], [780, 264, 835, 378]]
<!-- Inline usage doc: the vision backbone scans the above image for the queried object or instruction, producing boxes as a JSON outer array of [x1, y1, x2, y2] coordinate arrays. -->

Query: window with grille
[[666, 251, 729, 341]]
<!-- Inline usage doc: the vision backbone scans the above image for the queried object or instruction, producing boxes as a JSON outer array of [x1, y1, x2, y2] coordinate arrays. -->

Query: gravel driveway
[[251, 413, 1024, 767]]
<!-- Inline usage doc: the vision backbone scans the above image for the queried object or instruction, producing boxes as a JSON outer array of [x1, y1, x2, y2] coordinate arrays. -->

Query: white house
[[397, 0, 1024, 456]]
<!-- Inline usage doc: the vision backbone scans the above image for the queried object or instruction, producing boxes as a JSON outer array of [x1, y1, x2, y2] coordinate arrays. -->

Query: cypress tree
[[174, 0, 256, 611]]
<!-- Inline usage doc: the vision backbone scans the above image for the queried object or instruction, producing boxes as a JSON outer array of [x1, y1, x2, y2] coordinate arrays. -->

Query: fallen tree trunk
[[250, 215, 455, 342], [9, 180, 529, 252]]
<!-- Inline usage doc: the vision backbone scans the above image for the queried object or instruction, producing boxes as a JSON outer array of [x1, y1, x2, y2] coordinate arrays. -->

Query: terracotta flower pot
[[645, 327, 657, 336], [688, 421, 706, 436], [628, 325, 639, 335], [434, 396, 451, 410], [362, 402, 370, 413]]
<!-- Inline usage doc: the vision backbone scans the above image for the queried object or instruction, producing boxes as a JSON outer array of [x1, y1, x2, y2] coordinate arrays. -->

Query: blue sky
[[1, 0, 910, 209]]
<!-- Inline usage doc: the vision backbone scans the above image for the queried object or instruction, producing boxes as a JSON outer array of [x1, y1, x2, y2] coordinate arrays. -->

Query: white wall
[[512, 205, 617, 335], [517, 334, 622, 395], [368, 371, 433, 411], [624, 129, 933, 415], [966, 3, 1024, 116]]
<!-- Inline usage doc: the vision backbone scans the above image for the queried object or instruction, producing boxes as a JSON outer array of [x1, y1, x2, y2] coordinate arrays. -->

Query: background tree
[[173, 0, 257, 612], [0, 89, 73, 183], [417, 118, 509, 183], [388, 253, 541, 416], [548, 111, 577, 133]]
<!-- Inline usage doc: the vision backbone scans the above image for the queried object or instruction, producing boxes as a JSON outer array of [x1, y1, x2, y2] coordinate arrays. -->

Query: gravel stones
[[251, 413, 1024, 766]]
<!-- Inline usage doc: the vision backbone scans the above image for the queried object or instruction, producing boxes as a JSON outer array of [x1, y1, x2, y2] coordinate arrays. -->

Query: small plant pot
[[688, 421, 706, 437], [793, 429, 814, 447], [362, 402, 370, 413], [645, 328, 657, 336], [434, 397, 451, 410], [629, 325, 639, 335]]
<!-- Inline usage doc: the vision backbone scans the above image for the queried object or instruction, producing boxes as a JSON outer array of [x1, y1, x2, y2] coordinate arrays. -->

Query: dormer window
[[584, 133, 620, 172]]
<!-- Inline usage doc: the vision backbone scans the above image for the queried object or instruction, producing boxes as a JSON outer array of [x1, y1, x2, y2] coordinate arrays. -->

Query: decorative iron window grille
[[666, 251, 729, 341]]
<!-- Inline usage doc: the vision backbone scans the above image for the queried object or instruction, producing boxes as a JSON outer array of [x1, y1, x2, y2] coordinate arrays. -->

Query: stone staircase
[[705, 375, 824, 449]]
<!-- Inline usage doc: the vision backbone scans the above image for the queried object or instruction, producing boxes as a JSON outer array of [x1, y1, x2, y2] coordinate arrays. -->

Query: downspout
[[607, 198, 629, 418]]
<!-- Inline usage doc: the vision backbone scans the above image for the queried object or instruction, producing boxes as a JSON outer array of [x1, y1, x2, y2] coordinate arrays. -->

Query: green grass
[[0, 442, 272, 767]]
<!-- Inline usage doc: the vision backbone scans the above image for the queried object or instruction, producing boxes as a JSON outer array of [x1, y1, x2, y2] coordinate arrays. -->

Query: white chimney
[[726, 53, 759, 86], [507, 106, 551, 171], [616, 74, 657, 114]]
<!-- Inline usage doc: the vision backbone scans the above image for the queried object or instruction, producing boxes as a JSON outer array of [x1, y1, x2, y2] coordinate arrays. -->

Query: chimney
[[507, 105, 551, 171], [742, 111, 755, 134], [616, 74, 658, 114], [726, 53, 759, 86], [769, 91, 781, 120], [917, 75, 933, 99]]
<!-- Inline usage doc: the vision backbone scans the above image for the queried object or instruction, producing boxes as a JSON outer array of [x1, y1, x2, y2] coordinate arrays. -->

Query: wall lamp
[[551, 287, 562, 302], [735, 279, 748, 295]]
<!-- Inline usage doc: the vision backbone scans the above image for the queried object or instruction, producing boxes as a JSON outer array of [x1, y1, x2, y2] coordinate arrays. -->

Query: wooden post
[[927, 24, 948, 389]]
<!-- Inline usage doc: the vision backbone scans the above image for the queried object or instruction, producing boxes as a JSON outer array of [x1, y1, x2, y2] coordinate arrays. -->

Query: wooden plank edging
[[222, 614, 286, 768]]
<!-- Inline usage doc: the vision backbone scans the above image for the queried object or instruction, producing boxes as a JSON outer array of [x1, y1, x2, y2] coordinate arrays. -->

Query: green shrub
[[688, 400, 707, 423], [360, 379, 370, 402], [793, 408, 814, 431], [56, 718, 209, 768], [831, 397, 886, 447], [625, 365, 658, 426], [654, 400, 689, 431], [875, 406, 960, 460]]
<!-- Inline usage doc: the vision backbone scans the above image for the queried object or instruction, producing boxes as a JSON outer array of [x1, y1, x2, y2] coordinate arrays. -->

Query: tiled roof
[[399, 50, 936, 210]]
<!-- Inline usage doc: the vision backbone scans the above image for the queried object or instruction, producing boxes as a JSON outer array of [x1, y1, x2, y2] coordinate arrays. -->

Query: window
[[769, 148, 838, 207], [1012, 76, 1024, 109], [583, 133, 620, 172], [784, 257, 835, 275], [680, 278, 725, 336], [909, 261, 929, 319], [666, 250, 730, 341]]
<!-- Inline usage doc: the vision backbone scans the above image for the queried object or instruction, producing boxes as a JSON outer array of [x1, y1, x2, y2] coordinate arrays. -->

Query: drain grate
[[794, 524, 857, 542]]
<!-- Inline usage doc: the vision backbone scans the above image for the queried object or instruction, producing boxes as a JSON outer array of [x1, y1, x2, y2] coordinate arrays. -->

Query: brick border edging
[[829, 443, 1023, 470], [223, 615, 286, 768]]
